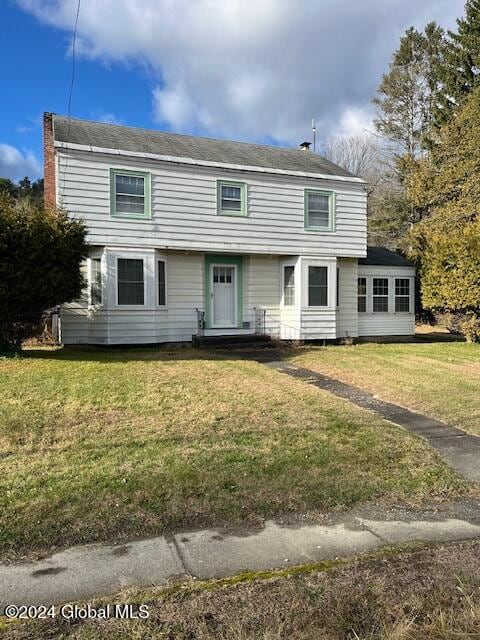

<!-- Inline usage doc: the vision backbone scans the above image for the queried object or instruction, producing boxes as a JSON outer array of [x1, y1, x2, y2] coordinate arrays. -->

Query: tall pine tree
[[373, 23, 444, 173], [407, 86, 480, 341], [432, 0, 480, 128]]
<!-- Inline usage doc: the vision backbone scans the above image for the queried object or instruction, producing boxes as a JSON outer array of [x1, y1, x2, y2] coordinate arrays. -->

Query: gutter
[[54, 141, 367, 185]]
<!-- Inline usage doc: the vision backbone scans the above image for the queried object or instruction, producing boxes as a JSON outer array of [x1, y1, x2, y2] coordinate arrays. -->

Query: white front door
[[211, 265, 236, 327]]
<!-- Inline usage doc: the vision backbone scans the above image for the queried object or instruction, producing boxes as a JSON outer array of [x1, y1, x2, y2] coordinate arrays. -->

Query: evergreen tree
[[407, 86, 480, 341], [373, 23, 444, 172], [432, 0, 480, 128], [0, 194, 87, 350], [0, 176, 44, 206]]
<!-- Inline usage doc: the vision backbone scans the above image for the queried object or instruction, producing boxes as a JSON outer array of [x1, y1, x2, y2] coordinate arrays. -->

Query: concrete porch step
[[192, 334, 273, 349]]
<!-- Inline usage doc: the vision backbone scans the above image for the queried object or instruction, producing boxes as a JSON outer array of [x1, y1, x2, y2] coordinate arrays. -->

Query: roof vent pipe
[[299, 141, 311, 150]]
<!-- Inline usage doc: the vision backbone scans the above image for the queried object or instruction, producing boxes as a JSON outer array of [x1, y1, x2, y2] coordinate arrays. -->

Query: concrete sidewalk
[[1, 500, 480, 610]]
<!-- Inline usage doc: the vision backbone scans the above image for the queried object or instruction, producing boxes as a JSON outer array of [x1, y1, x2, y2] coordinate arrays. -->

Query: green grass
[[0, 347, 470, 559], [288, 342, 480, 435]]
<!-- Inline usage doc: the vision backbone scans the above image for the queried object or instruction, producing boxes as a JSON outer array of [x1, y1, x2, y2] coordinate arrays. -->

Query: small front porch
[[194, 306, 267, 342], [195, 253, 270, 339], [192, 252, 338, 344]]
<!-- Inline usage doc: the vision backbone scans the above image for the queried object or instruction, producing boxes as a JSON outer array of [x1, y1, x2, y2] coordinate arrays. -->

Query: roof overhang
[[54, 141, 367, 185]]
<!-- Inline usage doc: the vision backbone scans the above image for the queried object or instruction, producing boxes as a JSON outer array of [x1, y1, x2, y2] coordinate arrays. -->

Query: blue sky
[[1, 1, 157, 180], [1, 0, 466, 182]]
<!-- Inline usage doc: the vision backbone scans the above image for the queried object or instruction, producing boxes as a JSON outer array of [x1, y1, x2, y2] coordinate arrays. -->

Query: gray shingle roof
[[360, 246, 414, 268], [52, 115, 356, 178]]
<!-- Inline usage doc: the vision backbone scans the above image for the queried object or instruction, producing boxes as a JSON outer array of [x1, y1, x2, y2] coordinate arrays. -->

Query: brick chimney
[[43, 112, 56, 208]]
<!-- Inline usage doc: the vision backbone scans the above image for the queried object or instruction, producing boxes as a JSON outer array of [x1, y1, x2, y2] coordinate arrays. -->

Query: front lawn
[[288, 342, 480, 435], [0, 347, 469, 559]]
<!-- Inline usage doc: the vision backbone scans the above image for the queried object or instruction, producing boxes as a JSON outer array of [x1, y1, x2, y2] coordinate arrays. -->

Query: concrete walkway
[[1, 500, 480, 610], [257, 357, 480, 482]]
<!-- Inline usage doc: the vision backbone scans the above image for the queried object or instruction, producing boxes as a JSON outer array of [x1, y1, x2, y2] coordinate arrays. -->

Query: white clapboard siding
[[280, 307, 301, 340], [166, 252, 204, 342], [300, 310, 337, 340], [57, 150, 367, 257], [336, 258, 359, 338], [357, 265, 416, 337], [244, 255, 281, 335]]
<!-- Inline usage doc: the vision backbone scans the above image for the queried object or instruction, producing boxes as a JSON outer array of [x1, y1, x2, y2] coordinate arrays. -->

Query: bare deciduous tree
[[322, 133, 379, 179], [321, 133, 410, 249]]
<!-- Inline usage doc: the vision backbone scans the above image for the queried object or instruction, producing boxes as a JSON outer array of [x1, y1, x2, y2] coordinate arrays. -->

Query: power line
[[67, 0, 81, 121], [60, 0, 81, 200]]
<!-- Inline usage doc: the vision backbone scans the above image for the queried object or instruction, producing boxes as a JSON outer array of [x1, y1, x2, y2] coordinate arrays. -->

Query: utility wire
[[60, 0, 81, 200]]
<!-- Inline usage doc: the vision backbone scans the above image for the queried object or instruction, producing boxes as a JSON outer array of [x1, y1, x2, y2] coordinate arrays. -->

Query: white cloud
[[0, 144, 42, 181], [17, 0, 465, 145], [334, 107, 376, 139], [90, 110, 125, 125]]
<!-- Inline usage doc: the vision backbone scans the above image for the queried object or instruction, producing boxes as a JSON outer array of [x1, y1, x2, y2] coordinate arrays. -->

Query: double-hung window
[[308, 266, 328, 307], [111, 170, 151, 218], [283, 265, 295, 306], [158, 260, 167, 307], [373, 278, 389, 313], [305, 190, 334, 230], [117, 258, 145, 306], [217, 181, 246, 216], [89, 257, 102, 306], [357, 277, 367, 313], [395, 278, 411, 312]]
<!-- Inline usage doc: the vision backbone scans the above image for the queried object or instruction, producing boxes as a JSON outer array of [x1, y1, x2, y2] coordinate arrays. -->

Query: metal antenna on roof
[[312, 118, 316, 152]]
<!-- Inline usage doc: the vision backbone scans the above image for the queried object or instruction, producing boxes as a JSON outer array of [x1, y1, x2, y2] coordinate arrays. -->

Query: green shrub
[[0, 194, 87, 351]]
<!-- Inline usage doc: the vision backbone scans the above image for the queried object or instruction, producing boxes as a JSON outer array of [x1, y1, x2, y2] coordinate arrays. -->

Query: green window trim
[[204, 255, 243, 328], [304, 189, 335, 232], [110, 168, 152, 219], [216, 180, 247, 217]]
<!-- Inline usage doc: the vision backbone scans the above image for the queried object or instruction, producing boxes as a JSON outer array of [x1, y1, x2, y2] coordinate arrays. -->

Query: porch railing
[[195, 308, 206, 335], [253, 307, 266, 335]]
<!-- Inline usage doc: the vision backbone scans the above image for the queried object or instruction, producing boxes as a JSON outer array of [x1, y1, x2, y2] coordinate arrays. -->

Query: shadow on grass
[[15, 344, 246, 364]]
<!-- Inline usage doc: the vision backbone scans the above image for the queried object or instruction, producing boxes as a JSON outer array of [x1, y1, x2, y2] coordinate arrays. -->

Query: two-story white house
[[43, 113, 415, 345]]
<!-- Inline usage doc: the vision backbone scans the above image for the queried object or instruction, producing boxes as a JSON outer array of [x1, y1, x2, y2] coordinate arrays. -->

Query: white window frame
[[301, 259, 336, 309], [110, 169, 151, 219], [216, 180, 247, 216], [116, 256, 147, 308], [281, 263, 296, 307], [304, 189, 335, 232], [357, 277, 367, 313], [372, 277, 389, 314], [394, 277, 411, 314], [88, 253, 104, 308], [157, 259, 167, 308]]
